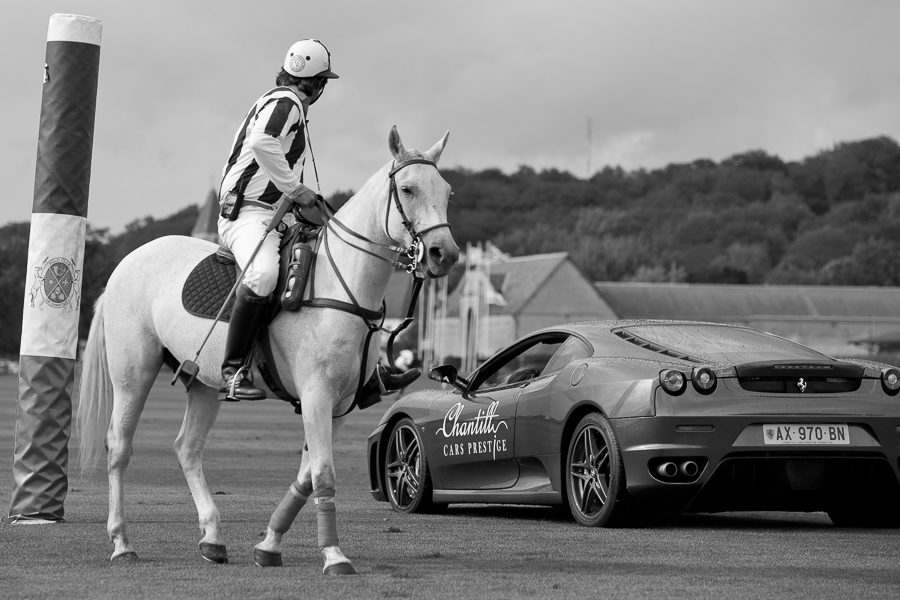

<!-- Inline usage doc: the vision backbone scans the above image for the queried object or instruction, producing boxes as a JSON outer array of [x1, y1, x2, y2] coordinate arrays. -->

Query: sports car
[[366, 320, 900, 527]]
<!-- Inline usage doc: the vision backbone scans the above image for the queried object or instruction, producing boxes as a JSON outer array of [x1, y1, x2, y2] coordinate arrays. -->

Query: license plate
[[763, 424, 850, 445]]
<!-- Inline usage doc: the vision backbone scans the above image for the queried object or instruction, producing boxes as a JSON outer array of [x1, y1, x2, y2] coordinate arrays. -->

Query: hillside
[[2, 136, 900, 356]]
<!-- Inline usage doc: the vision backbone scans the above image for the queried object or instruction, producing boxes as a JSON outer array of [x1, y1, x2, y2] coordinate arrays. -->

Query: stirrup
[[220, 366, 265, 402], [232, 365, 252, 397], [376, 365, 421, 395]]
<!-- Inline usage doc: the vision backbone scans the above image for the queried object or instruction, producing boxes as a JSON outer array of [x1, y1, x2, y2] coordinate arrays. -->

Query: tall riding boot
[[220, 285, 268, 401], [356, 365, 422, 409]]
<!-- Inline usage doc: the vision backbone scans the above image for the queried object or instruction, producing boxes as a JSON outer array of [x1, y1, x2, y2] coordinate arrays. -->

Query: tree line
[[444, 135, 900, 286], [2, 135, 900, 356]]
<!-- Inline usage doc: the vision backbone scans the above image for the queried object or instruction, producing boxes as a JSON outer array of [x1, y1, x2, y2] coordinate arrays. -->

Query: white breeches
[[218, 207, 282, 296]]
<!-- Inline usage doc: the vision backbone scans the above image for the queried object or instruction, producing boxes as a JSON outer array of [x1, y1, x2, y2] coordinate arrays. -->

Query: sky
[[2, 1, 899, 233]]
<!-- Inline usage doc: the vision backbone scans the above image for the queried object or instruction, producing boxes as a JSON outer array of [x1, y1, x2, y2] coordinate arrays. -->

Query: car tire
[[565, 412, 629, 527], [385, 418, 444, 514]]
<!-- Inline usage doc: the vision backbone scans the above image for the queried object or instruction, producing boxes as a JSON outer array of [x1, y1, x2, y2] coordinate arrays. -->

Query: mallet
[[172, 195, 293, 390]]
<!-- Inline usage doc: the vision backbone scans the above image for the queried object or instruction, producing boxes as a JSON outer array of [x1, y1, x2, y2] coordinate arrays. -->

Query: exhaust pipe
[[656, 462, 678, 479], [680, 460, 699, 478]]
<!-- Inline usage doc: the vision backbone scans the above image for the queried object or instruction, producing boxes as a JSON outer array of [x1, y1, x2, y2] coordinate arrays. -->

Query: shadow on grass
[[440, 503, 836, 530]]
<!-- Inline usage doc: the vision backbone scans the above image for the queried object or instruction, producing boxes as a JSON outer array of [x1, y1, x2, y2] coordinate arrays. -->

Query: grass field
[[1, 372, 899, 600]]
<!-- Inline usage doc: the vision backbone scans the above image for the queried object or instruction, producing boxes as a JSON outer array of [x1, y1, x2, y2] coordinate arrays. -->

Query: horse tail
[[74, 294, 114, 477]]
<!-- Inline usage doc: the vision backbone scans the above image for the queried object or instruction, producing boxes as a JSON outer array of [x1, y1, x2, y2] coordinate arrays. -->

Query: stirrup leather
[[375, 364, 389, 395]]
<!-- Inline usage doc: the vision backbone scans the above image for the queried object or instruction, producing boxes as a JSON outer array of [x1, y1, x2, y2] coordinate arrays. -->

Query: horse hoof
[[199, 543, 229, 564], [253, 548, 283, 567], [323, 562, 357, 576], [110, 551, 139, 564]]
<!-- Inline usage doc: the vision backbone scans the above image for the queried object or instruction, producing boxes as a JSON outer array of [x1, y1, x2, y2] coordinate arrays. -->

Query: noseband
[[387, 158, 452, 249]]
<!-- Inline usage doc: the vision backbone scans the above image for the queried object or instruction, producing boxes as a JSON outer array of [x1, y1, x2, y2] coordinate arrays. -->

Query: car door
[[426, 333, 570, 490], [427, 383, 520, 490], [514, 335, 594, 459]]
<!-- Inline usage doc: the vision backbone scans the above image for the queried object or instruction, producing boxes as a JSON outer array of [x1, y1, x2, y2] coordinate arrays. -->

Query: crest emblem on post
[[30, 256, 80, 311], [797, 378, 807, 393]]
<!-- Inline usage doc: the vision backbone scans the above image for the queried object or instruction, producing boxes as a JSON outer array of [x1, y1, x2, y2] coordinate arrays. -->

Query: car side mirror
[[429, 364, 469, 392]]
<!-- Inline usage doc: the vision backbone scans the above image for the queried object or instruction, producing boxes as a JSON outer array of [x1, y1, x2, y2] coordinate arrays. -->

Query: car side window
[[541, 336, 592, 376], [475, 339, 564, 391]]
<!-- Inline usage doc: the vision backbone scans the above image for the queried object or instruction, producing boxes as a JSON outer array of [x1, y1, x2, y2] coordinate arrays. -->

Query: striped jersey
[[220, 87, 308, 209]]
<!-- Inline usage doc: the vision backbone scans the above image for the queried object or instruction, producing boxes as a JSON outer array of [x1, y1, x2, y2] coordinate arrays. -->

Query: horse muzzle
[[421, 228, 459, 278]]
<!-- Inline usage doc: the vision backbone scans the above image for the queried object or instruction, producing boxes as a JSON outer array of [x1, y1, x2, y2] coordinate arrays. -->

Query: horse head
[[386, 126, 459, 278]]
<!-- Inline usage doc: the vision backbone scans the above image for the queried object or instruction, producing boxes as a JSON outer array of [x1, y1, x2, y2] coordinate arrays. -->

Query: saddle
[[170, 213, 410, 416], [181, 223, 318, 323], [170, 223, 323, 410]]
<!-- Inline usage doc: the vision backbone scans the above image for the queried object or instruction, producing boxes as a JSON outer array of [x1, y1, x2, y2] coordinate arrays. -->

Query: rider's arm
[[247, 133, 305, 198], [248, 98, 311, 202]]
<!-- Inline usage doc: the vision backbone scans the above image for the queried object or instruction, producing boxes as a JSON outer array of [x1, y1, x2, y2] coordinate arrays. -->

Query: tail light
[[691, 366, 717, 394], [659, 369, 686, 395], [881, 367, 900, 395]]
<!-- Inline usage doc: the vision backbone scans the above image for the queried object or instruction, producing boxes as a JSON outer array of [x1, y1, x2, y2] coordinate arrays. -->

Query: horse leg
[[255, 409, 353, 574], [303, 409, 356, 575], [106, 371, 157, 562], [253, 445, 313, 567], [174, 383, 227, 564]]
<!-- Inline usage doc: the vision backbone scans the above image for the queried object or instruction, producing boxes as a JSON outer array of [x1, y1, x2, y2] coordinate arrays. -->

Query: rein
[[287, 158, 448, 417], [316, 157, 451, 274]]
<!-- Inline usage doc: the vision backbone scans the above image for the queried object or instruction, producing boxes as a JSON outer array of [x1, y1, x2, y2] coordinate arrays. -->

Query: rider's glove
[[287, 184, 318, 209]]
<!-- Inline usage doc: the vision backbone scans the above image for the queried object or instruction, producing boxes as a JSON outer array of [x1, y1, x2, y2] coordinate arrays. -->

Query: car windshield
[[617, 324, 831, 363]]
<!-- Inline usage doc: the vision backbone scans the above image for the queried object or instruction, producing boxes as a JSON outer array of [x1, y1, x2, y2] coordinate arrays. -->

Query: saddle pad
[[182, 253, 237, 321]]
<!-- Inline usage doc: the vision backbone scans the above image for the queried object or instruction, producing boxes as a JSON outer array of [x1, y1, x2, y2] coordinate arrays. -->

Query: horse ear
[[388, 126, 407, 162], [425, 130, 450, 164]]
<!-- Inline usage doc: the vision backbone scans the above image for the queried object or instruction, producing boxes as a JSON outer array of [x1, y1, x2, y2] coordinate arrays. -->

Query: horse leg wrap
[[268, 481, 313, 534], [313, 487, 338, 549]]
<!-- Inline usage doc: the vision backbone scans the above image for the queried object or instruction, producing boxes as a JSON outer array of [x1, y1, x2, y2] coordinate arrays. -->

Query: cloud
[[2, 1, 900, 231]]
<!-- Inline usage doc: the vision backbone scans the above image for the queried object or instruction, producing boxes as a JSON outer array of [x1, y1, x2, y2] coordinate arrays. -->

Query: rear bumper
[[614, 415, 900, 513]]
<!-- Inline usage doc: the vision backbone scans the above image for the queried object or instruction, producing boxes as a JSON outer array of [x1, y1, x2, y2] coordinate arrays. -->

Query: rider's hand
[[288, 184, 318, 208]]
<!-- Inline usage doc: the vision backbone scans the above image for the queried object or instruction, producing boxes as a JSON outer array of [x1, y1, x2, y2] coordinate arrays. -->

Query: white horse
[[75, 126, 459, 574]]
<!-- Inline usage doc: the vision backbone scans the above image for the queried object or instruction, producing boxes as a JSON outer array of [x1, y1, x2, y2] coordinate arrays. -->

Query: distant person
[[215, 39, 417, 403], [394, 349, 416, 373]]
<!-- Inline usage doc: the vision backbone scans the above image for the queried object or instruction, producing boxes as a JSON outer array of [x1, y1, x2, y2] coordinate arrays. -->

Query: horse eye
[[400, 186, 412, 195]]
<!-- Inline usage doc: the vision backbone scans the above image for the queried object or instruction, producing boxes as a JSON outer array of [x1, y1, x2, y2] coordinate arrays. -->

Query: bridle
[[300, 103, 449, 274], [287, 117, 453, 416], [386, 158, 452, 262], [290, 158, 451, 417], [316, 157, 451, 274]]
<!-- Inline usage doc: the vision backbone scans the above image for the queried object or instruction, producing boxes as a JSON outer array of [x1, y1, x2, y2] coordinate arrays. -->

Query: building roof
[[596, 282, 900, 321], [191, 189, 219, 242], [445, 252, 571, 317], [491, 252, 570, 315], [850, 329, 900, 345]]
